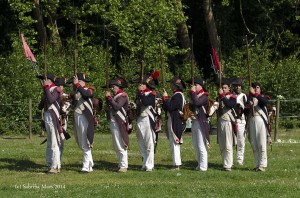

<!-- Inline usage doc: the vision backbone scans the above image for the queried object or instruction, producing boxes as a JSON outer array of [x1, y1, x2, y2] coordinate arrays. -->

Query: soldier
[[231, 78, 247, 166], [216, 78, 237, 171], [162, 76, 186, 170], [135, 72, 159, 171], [55, 77, 71, 161], [105, 77, 129, 173], [187, 77, 210, 171], [69, 73, 95, 173], [248, 82, 271, 172], [37, 73, 62, 174]]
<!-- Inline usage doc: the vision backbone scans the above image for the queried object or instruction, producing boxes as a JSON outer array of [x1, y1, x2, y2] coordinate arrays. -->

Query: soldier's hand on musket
[[249, 86, 255, 95], [190, 85, 196, 92], [218, 88, 223, 95], [43, 77, 52, 86], [162, 88, 168, 97], [105, 90, 111, 97], [73, 75, 79, 84]]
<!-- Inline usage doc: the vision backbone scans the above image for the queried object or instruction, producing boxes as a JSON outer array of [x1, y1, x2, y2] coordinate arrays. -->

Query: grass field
[[1, 128, 300, 198]]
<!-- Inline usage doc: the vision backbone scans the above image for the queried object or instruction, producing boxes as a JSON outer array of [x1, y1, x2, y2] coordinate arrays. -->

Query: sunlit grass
[[1, 129, 300, 197]]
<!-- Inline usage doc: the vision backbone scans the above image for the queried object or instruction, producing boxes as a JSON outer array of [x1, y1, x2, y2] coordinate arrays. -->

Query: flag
[[21, 33, 37, 62], [211, 47, 220, 72]]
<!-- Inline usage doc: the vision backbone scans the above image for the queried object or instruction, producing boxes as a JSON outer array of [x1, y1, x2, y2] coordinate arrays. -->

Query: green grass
[[1, 129, 300, 198]]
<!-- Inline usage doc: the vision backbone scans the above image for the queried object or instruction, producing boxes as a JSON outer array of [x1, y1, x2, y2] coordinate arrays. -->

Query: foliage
[[0, 0, 300, 134]]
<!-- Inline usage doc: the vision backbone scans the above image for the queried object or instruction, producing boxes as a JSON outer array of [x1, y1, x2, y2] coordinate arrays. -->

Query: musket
[[140, 34, 146, 83], [246, 35, 251, 86], [74, 23, 78, 75], [218, 36, 222, 88], [159, 42, 165, 89], [43, 28, 47, 77], [105, 39, 110, 90], [191, 35, 195, 85]]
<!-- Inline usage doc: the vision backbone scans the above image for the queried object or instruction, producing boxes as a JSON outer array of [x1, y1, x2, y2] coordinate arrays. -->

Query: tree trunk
[[46, 0, 62, 50], [177, 0, 196, 64], [33, 0, 47, 44], [203, 0, 220, 56]]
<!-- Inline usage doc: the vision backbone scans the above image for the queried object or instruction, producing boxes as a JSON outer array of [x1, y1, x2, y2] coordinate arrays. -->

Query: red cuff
[[75, 83, 80, 88], [219, 93, 225, 99], [106, 96, 112, 100], [43, 85, 50, 90], [190, 90, 195, 95]]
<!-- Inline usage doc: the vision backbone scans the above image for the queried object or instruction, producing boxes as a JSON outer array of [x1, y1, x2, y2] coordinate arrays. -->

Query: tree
[[203, 0, 220, 55]]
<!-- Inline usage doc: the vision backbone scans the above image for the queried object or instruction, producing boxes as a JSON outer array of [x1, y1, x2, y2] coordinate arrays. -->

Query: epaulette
[[121, 92, 128, 97], [151, 90, 157, 96], [204, 92, 209, 96]]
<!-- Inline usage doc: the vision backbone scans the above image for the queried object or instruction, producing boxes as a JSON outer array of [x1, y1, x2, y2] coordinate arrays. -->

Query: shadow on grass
[[0, 158, 45, 172], [182, 160, 224, 171]]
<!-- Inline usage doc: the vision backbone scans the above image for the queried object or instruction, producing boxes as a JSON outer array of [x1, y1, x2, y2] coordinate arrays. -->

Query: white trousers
[[249, 116, 267, 168], [192, 120, 208, 171], [167, 117, 182, 166], [137, 116, 155, 170], [218, 119, 234, 169], [110, 117, 128, 168], [74, 112, 94, 170], [44, 111, 61, 169], [236, 119, 246, 164]]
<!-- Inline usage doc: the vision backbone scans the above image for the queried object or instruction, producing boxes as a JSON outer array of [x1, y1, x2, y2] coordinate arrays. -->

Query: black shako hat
[[251, 82, 261, 88], [231, 77, 244, 86], [67, 72, 92, 84], [36, 73, 56, 83], [215, 77, 231, 86], [55, 77, 67, 86], [131, 70, 160, 89], [186, 76, 205, 87], [168, 76, 186, 90], [105, 76, 128, 88]]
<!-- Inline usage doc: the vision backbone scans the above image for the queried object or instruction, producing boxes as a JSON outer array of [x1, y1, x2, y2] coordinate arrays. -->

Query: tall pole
[[159, 43, 165, 89], [43, 28, 47, 76], [191, 35, 195, 85], [29, 98, 32, 140], [105, 39, 110, 90], [246, 35, 251, 86], [274, 98, 280, 142], [218, 36, 222, 88], [74, 23, 78, 75]]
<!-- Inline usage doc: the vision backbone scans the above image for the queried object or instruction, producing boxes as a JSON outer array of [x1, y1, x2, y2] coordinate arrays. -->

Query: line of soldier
[[37, 71, 272, 174]]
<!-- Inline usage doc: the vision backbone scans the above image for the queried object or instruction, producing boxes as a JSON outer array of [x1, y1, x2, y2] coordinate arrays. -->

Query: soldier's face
[[78, 80, 86, 87], [111, 85, 119, 93], [234, 85, 242, 94], [170, 83, 177, 91], [195, 84, 202, 92], [255, 86, 261, 94], [222, 85, 230, 94]]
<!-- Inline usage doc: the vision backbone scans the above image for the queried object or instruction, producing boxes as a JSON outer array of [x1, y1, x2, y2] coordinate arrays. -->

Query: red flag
[[21, 33, 37, 62], [211, 47, 220, 72]]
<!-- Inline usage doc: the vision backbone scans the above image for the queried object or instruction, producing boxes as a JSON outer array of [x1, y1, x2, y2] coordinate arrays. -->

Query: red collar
[[116, 89, 123, 95], [225, 91, 232, 96], [49, 83, 56, 88], [197, 89, 204, 95]]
